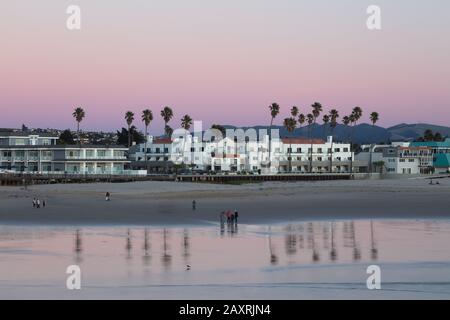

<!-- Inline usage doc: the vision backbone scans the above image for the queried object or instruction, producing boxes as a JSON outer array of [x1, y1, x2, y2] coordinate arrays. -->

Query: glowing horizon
[[1, 0, 449, 134]]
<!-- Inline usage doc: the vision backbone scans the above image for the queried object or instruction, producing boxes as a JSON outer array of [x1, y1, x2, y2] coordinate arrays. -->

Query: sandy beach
[[0, 178, 449, 225]]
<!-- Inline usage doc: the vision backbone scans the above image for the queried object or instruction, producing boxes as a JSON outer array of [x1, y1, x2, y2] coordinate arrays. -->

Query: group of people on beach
[[32, 198, 46, 209], [220, 210, 239, 224]]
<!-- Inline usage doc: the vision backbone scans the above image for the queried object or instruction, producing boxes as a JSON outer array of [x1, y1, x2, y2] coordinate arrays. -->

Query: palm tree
[[298, 114, 305, 128], [309, 102, 323, 173], [349, 107, 363, 174], [291, 106, 299, 118], [141, 109, 153, 168], [306, 113, 314, 172], [180, 114, 193, 170], [268, 103, 280, 171], [72, 107, 85, 146], [369, 111, 379, 173], [370, 112, 379, 126], [160, 106, 174, 137], [322, 114, 330, 139], [124, 111, 135, 147], [283, 117, 297, 172], [329, 109, 339, 173]]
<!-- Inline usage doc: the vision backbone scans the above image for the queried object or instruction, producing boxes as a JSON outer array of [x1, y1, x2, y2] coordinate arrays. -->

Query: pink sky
[[1, 1, 449, 133]]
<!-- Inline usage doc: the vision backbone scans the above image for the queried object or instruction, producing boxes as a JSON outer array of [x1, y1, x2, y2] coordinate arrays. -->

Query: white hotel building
[[0, 130, 131, 175], [130, 133, 356, 174]]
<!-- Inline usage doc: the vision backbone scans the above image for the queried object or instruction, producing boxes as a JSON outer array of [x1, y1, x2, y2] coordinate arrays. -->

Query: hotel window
[[287, 148, 292, 153], [400, 159, 406, 163], [164, 148, 169, 153], [297, 148, 302, 153], [409, 159, 414, 162], [113, 150, 124, 158], [15, 139, 26, 145], [86, 150, 94, 158], [191, 147, 195, 152], [334, 148, 340, 152], [317, 148, 323, 153], [97, 150, 106, 158], [156, 148, 161, 153], [343, 148, 349, 152], [3, 151, 11, 157]]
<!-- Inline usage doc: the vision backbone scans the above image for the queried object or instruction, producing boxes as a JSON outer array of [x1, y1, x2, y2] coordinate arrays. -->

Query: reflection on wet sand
[[74, 229, 82, 263], [60, 219, 439, 269], [143, 228, 151, 265], [1, 219, 450, 299]]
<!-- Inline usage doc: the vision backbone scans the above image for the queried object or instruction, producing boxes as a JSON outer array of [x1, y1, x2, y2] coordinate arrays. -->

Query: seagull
[[186, 265, 191, 271]]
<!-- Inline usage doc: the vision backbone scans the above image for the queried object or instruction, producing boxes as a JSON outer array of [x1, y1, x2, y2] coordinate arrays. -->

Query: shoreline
[[1, 178, 449, 226]]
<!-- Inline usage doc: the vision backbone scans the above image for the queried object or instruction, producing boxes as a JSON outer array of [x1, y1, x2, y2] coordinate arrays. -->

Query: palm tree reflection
[[162, 229, 172, 270], [267, 226, 278, 265], [126, 229, 132, 260], [143, 228, 151, 265], [330, 222, 337, 262], [370, 221, 378, 261], [74, 229, 82, 263]]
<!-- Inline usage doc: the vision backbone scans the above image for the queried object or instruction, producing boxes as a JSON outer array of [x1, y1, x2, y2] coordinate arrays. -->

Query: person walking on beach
[[234, 210, 239, 223], [220, 211, 225, 224], [105, 192, 110, 201], [192, 200, 196, 210], [36, 199, 40, 209], [42, 200, 46, 208], [32, 198, 36, 208]]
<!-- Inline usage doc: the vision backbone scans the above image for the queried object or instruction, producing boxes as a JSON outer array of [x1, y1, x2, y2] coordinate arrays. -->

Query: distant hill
[[220, 123, 450, 144], [386, 123, 450, 141]]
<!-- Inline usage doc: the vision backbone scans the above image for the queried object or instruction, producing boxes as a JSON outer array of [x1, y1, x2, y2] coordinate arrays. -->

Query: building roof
[[398, 146, 432, 151], [153, 137, 173, 144], [281, 137, 326, 144], [410, 138, 450, 148], [0, 131, 59, 138]]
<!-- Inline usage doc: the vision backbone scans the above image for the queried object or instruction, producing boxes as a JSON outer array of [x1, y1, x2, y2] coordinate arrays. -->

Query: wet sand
[[0, 178, 449, 226], [1, 220, 450, 299]]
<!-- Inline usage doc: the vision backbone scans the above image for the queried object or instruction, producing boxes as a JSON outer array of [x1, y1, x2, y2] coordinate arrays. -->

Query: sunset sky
[[1, 0, 449, 133]]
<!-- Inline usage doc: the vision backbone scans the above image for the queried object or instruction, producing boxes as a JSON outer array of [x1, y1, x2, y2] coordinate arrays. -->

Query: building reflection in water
[[74, 229, 82, 263], [285, 225, 297, 256]]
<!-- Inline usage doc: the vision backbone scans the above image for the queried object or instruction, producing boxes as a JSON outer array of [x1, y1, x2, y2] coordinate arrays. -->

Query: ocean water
[[0, 219, 450, 299]]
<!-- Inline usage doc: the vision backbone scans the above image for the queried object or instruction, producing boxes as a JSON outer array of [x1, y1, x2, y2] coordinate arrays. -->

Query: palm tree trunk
[[329, 129, 334, 173], [268, 118, 273, 172], [128, 125, 131, 147], [309, 123, 314, 173], [144, 125, 148, 172], [289, 142, 292, 173], [77, 122, 80, 147]]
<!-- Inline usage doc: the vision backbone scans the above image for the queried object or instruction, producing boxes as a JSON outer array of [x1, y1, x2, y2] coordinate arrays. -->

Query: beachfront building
[[410, 138, 450, 173], [276, 137, 357, 173], [0, 130, 132, 174], [356, 143, 434, 175], [130, 134, 356, 174]]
